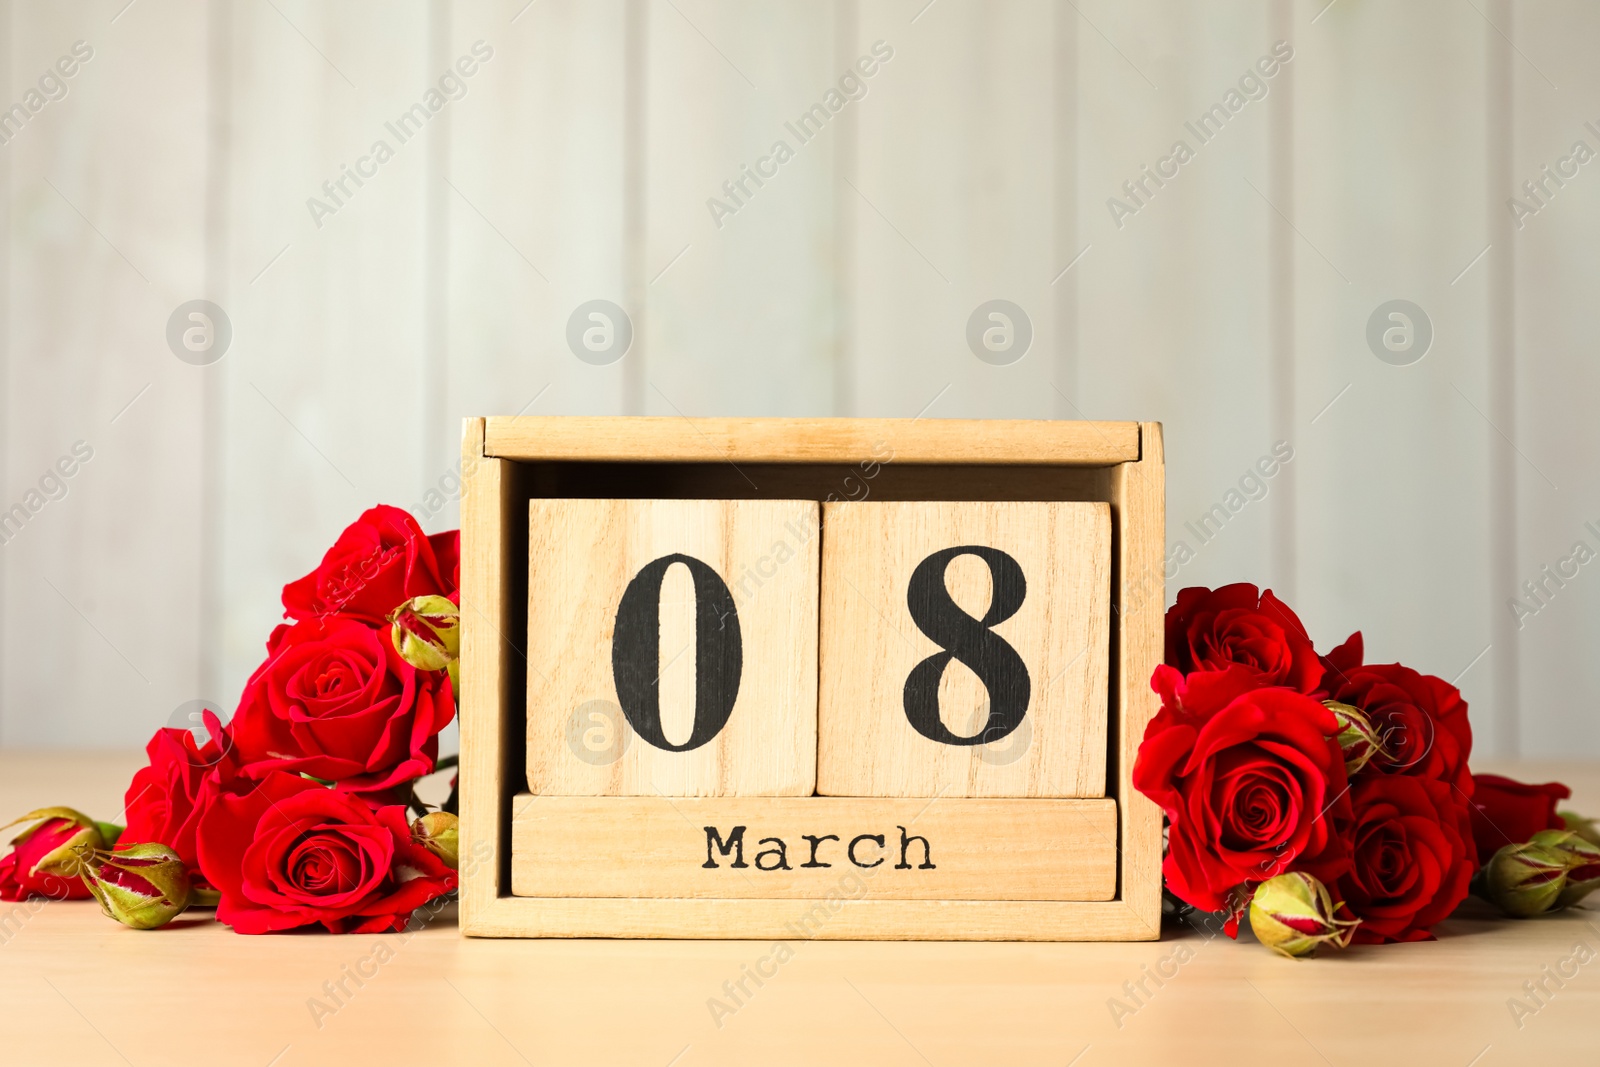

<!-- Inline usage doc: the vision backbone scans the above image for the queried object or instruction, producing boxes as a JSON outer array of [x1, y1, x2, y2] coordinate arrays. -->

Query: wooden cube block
[[526, 498, 818, 796], [817, 501, 1110, 797]]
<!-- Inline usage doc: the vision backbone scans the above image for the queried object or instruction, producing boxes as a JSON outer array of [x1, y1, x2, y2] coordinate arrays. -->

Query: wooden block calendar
[[460, 416, 1165, 941]]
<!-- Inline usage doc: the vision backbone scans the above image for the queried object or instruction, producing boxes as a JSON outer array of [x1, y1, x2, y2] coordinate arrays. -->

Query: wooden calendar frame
[[458, 416, 1164, 940]]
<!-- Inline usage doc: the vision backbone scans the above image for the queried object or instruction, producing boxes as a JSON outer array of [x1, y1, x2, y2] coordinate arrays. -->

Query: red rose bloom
[[1469, 773, 1570, 859], [1319, 629, 1363, 682], [0, 816, 95, 902], [196, 772, 455, 934], [230, 617, 454, 794], [1134, 666, 1352, 913], [1336, 774, 1477, 943], [432, 530, 460, 596], [282, 505, 458, 625], [1323, 641, 1473, 794], [1165, 584, 1324, 693], [120, 721, 232, 888]]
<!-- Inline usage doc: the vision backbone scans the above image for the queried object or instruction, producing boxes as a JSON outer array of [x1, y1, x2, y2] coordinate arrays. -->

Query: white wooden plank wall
[[0, 0, 1591, 757]]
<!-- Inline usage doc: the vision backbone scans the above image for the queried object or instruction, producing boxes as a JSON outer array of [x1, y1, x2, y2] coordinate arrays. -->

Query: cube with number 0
[[816, 500, 1111, 797], [526, 498, 819, 796]]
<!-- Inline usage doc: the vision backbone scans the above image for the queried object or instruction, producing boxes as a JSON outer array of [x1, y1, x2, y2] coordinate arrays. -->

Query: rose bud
[[1323, 700, 1384, 776], [1482, 840, 1570, 917], [0, 807, 111, 897], [413, 811, 459, 870], [389, 595, 460, 681], [80, 843, 192, 930], [1560, 811, 1600, 849], [1526, 829, 1600, 909], [1247, 872, 1360, 959]]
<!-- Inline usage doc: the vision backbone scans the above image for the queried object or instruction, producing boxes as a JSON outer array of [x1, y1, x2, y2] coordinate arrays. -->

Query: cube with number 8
[[817, 500, 1111, 797]]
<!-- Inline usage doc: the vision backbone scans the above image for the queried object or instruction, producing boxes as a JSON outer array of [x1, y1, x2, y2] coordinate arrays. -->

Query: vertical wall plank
[[199, 0, 231, 705], [216, 0, 436, 700], [1506, 1, 1600, 756], [1487, 0, 1518, 757], [444, 0, 629, 497], [1266, 0, 1296, 600], [850, 0, 1060, 420], [1291, 0, 1499, 732], [638, 0, 836, 417], [1050, 1, 1078, 418], [3, 1, 209, 745], [1076, 2, 1279, 596], [0, 0, 11, 731], [831, 0, 859, 416]]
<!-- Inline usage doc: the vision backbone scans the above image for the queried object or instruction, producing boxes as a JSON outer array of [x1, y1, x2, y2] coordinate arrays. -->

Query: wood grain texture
[[817, 501, 1110, 797], [525, 498, 818, 796], [510, 795, 1118, 901], [485, 416, 1139, 464], [458, 418, 510, 934], [461, 895, 1153, 942], [1114, 423, 1166, 933]]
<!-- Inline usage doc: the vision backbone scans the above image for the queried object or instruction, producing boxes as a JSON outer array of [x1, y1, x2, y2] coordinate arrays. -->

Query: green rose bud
[[1, 806, 108, 879], [80, 843, 192, 930], [1528, 829, 1600, 909], [1483, 840, 1570, 918], [1322, 701, 1385, 777], [1529, 828, 1590, 851], [1247, 872, 1360, 959], [413, 811, 459, 870], [1559, 810, 1600, 849], [389, 595, 460, 687]]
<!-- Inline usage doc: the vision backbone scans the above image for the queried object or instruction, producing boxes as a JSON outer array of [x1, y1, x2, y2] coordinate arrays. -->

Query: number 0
[[611, 554, 743, 752]]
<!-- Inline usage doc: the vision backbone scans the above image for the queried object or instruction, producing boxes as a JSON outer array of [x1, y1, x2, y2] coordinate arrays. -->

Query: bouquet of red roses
[[0, 506, 465, 934], [1135, 584, 1599, 956]]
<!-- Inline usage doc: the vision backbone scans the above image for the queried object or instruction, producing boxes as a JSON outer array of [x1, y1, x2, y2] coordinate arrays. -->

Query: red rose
[[432, 530, 460, 595], [196, 772, 455, 934], [282, 505, 458, 625], [1324, 651, 1473, 793], [1165, 584, 1324, 693], [1134, 665, 1352, 913], [120, 720, 232, 887], [1319, 630, 1363, 681], [1336, 774, 1476, 943], [231, 617, 454, 794], [1469, 773, 1570, 859], [0, 817, 94, 902]]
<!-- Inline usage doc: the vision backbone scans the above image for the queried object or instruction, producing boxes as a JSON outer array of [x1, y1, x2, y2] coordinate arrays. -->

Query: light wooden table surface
[[2, 751, 1596, 1067]]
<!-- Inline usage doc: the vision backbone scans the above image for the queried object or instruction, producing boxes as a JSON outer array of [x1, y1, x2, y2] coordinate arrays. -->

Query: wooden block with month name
[[527, 498, 819, 795], [511, 795, 1118, 901], [817, 500, 1111, 797]]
